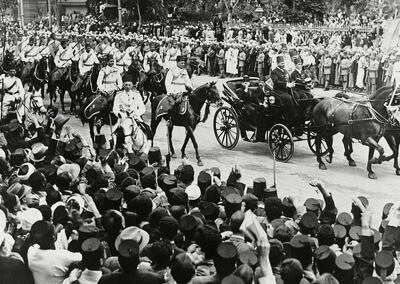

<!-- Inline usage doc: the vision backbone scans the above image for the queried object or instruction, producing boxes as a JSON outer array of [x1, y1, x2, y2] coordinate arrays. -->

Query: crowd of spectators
[[0, 107, 398, 284]]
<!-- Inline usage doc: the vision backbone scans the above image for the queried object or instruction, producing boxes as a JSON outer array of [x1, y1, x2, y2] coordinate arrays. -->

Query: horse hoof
[[197, 160, 204, 167], [348, 160, 357, 167], [368, 172, 377, 179], [396, 169, 400, 176], [325, 156, 332, 164], [319, 163, 327, 170], [171, 154, 177, 159]]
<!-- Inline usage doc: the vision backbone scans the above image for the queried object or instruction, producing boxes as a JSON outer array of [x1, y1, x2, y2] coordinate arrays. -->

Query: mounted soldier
[[71, 43, 100, 92], [0, 64, 25, 119], [114, 41, 130, 76], [97, 54, 122, 100], [143, 43, 162, 73], [156, 55, 192, 118], [52, 39, 74, 82]]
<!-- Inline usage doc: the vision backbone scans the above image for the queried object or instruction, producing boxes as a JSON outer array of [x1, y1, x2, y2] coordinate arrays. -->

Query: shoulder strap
[[5, 80, 17, 92]]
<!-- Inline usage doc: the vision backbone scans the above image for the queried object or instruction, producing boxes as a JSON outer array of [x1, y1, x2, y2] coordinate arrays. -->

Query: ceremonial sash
[[25, 46, 35, 56], [83, 52, 93, 65]]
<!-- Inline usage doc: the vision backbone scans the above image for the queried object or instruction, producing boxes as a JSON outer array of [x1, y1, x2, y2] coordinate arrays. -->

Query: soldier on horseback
[[113, 75, 153, 141], [143, 43, 162, 73], [97, 54, 122, 100], [114, 41, 130, 76], [54, 40, 74, 77], [156, 55, 193, 118], [72, 43, 99, 92], [0, 64, 25, 118]]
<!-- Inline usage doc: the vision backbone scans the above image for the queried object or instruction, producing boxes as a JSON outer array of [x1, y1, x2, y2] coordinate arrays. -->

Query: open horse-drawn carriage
[[213, 77, 328, 162]]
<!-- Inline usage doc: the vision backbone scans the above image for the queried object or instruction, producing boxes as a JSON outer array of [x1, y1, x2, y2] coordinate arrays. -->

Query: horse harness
[[330, 97, 388, 138]]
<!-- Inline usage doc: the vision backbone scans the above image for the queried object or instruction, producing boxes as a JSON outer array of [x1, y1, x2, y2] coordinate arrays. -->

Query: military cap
[[199, 201, 220, 221], [243, 193, 258, 211], [170, 188, 188, 206], [253, 178, 266, 200], [333, 224, 347, 239], [263, 186, 278, 199], [225, 193, 243, 219], [118, 239, 140, 258], [304, 198, 321, 213], [81, 237, 102, 260], [128, 154, 146, 171], [238, 247, 258, 266], [216, 241, 237, 260], [148, 147, 162, 166], [141, 166, 155, 177], [375, 250, 395, 277], [78, 225, 99, 245], [299, 212, 318, 234], [221, 186, 241, 199], [210, 167, 221, 179], [335, 253, 355, 271], [162, 174, 177, 191], [349, 226, 361, 241], [314, 245, 336, 267], [197, 171, 212, 193], [290, 234, 310, 249], [180, 214, 197, 233], [337, 212, 353, 228], [382, 203, 393, 220]]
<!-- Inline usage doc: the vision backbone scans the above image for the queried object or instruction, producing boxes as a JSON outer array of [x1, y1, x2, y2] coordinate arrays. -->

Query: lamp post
[[117, 0, 122, 26], [48, 0, 52, 28], [20, 0, 24, 27]]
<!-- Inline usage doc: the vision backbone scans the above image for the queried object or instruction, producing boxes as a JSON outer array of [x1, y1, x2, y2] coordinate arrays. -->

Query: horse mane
[[369, 86, 394, 100]]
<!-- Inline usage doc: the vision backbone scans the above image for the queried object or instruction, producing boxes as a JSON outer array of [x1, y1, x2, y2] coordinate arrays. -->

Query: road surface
[[63, 75, 399, 227]]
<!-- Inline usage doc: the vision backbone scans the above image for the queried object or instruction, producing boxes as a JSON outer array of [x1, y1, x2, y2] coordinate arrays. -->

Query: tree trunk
[[136, 0, 141, 31]]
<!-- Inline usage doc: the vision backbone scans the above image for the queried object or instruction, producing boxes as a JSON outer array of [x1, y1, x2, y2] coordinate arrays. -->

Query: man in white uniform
[[71, 43, 99, 92], [156, 55, 193, 118], [0, 64, 25, 118], [97, 54, 122, 99]]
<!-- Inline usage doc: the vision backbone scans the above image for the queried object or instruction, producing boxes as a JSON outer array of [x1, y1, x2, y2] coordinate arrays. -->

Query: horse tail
[[202, 103, 211, 123]]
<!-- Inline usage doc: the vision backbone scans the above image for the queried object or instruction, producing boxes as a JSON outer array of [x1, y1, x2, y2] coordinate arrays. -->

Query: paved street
[[65, 75, 399, 227]]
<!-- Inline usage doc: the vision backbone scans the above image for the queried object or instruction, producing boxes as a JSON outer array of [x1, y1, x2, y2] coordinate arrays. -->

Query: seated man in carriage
[[156, 55, 193, 118], [270, 55, 301, 123]]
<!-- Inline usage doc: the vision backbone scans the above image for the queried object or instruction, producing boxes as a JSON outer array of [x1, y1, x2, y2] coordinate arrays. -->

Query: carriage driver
[[0, 64, 25, 118], [157, 55, 193, 118], [97, 54, 123, 101], [113, 75, 153, 140], [270, 55, 298, 122]]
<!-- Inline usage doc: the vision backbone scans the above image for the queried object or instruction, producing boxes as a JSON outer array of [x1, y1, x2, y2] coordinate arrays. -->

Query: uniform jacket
[[97, 65, 122, 94], [113, 89, 145, 119], [271, 67, 290, 92]]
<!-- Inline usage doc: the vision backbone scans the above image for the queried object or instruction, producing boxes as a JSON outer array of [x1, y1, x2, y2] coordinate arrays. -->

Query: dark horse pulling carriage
[[213, 77, 326, 162]]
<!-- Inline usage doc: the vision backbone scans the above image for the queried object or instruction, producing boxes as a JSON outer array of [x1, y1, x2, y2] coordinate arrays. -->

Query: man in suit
[[271, 55, 298, 123]]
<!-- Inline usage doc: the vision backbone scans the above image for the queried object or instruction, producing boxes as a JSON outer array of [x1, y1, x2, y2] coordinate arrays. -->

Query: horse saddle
[[178, 96, 189, 115], [155, 93, 189, 119], [84, 95, 107, 120]]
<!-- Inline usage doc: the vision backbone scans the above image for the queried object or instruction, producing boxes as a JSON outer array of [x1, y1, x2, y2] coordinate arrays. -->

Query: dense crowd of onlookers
[[0, 108, 399, 284]]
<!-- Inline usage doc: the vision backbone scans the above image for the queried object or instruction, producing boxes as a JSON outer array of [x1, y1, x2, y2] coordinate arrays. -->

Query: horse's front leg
[[383, 133, 400, 175], [185, 126, 203, 166], [167, 122, 176, 158], [315, 134, 327, 170], [364, 136, 385, 179], [343, 136, 356, 167]]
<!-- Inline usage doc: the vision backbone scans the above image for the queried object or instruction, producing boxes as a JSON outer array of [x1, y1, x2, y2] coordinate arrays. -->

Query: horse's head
[[201, 81, 222, 107], [117, 117, 148, 153], [29, 93, 46, 114]]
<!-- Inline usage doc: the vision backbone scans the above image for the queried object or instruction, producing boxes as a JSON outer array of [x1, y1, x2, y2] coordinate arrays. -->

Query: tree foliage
[[0, 0, 17, 12]]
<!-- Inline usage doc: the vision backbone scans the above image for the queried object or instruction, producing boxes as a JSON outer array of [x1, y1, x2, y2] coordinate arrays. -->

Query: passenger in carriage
[[270, 55, 298, 123]]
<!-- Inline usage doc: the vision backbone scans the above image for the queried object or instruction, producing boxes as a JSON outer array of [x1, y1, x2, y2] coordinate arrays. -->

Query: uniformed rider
[[114, 42, 130, 75], [157, 55, 193, 118], [0, 64, 25, 118], [97, 54, 123, 100], [71, 43, 100, 92], [113, 75, 153, 140]]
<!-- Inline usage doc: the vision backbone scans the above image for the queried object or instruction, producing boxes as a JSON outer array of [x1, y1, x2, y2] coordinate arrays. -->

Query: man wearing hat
[[52, 39, 74, 84], [0, 63, 25, 119], [113, 74, 152, 142], [72, 43, 100, 92], [97, 54, 122, 99], [114, 42, 130, 75], [143, 43, 162, 73], [156, 55, 193, 119], [270, 55, 298, 122]]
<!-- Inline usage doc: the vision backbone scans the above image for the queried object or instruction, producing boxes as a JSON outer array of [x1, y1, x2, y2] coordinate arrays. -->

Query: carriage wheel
[[307, 127, 329, 156], [268, 124, 294, 163], [213, 106, 240, 150]]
